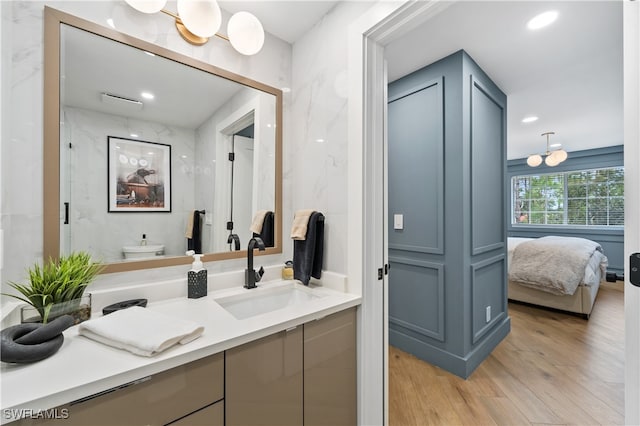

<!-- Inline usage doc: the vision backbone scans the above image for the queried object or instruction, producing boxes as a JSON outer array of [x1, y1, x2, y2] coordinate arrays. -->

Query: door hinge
[[226, 221, 234, 230], [377, 268, 383, 280], [228, 152, 235, 161]]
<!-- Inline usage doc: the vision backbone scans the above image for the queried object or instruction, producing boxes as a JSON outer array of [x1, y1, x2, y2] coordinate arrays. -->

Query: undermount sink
[[214, 283, 325, 320]]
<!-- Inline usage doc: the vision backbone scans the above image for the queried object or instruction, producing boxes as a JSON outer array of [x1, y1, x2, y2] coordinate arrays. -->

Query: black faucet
[[245, 237, 266, 289], [227, 233, 241, 251]]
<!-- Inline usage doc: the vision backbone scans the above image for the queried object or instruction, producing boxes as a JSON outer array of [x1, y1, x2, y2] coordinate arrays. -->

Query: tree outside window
[[512, 166, 623, 227]]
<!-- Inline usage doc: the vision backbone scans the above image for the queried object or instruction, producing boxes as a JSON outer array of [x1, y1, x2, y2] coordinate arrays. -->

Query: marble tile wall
[[1, 0, 375, 297], [289, 1, 374, 276], [0, 1, 292, 294]]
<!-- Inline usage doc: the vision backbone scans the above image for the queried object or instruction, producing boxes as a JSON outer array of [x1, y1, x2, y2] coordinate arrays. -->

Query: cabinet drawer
[[167, 401, 223, 426], [10, 352, 224, 426], [68, 352, 223, 425]]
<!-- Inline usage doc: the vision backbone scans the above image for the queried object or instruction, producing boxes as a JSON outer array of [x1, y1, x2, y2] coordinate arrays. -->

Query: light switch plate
[[393, 214, 403, 230]]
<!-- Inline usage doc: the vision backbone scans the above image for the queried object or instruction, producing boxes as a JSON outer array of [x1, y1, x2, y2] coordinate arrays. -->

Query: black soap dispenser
[[186, 250, 207, 299]]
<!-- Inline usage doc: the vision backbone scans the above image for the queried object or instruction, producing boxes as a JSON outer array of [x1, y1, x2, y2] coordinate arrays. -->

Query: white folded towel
[[78, 307, 204, 357], [249, 210, 269, 234], [291, 209, 315, 240]]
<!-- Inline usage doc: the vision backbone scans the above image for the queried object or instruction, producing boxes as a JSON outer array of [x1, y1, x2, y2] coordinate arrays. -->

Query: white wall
[[0, 0, 292, 295]]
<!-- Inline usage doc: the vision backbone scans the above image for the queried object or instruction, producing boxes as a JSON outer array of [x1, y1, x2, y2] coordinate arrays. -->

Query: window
[[512, 166, 624, 227]]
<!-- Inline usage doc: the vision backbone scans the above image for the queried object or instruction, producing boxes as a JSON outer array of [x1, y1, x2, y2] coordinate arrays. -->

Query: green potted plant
[[3, 252, 104, 324]]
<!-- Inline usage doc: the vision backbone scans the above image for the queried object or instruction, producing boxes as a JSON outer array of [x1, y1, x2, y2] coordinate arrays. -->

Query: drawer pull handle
[[71, 376, 152, 405]]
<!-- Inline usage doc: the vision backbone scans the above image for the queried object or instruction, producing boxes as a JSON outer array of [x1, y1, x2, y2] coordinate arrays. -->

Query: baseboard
[[389, 316, 511, 379]]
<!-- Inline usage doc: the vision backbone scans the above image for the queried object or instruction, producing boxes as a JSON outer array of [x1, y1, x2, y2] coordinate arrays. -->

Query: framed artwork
[[108, 136, 171, 212]]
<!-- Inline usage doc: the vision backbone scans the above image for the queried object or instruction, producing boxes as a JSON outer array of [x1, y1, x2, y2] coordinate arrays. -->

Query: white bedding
[[507, 237, 607, 295]]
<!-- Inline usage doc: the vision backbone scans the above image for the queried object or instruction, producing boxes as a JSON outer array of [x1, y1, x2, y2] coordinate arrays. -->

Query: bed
[[507, 236, 608, 319]]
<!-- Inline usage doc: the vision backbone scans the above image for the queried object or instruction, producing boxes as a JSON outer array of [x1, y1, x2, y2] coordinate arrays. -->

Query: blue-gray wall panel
[[471, 77, 505, 255], [387, 50, 508, 378], [388, 79, 444, 254], [388, 257, 445, 342], [471, 255, 507, 344]]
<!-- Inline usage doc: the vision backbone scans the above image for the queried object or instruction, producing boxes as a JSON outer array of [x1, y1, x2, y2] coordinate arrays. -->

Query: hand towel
[[187, 210, 203, 253], [185, 211, 195, 238], [293, 211, 324, 285], [249, 210, 269, 234], [290, 209, 314, 240], [78, 307, 204, 357], [253, 211, 275, 248]]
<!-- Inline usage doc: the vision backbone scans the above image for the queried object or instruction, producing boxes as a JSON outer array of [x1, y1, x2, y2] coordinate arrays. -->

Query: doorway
[[350, 1, 640, 424]]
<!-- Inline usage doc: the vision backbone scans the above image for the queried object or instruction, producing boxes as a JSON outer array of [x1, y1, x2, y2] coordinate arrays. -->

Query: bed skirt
[[508, 279, 600, 319]]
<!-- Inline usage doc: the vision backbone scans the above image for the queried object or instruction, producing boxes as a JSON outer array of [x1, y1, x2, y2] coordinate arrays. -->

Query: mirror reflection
[[58, 22, 279, 266]]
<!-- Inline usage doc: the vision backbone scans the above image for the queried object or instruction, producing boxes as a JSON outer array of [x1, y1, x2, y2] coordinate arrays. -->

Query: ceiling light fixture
[[527, 11, 558, 30], [522, 115, 538, 123], [125, 0, 264, 53], [527, 131, 568, 167]]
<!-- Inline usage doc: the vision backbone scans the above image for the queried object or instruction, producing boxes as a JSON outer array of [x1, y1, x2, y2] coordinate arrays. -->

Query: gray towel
[[293, 212, 324, 285], [253, 211, 274, 248]]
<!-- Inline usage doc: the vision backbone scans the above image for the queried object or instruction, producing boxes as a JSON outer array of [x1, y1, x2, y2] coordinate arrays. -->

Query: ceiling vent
[[101, 93, 143, 111]]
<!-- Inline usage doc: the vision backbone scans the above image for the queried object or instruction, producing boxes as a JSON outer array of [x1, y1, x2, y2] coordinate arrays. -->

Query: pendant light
[[526, 132, 568, 167]]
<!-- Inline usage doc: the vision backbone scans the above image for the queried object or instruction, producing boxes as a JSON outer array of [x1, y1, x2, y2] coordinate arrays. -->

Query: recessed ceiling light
[[141, 92, 155, 100], [522, 116, 539, 123], [527, 11, 558, 30], [130, 133, 139, 138], [315, 138, 325, 143]]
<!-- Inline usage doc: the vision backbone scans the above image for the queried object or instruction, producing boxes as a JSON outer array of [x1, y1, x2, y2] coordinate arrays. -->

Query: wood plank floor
[[389, 285, 625, 425]]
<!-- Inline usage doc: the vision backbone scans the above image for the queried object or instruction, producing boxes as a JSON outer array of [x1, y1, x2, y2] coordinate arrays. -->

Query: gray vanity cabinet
[[225, 307, 357, 426], [8, 308, 357, 426], [304, 308, 357, 426], [9, 353, 224, 426], [225, 327, 304, 426]]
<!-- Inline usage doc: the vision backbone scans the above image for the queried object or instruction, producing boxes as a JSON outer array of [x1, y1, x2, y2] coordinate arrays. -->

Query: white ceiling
[[384, 1, 623, 160], [63, 1, 623, 161], [218, 1, 338, 44]]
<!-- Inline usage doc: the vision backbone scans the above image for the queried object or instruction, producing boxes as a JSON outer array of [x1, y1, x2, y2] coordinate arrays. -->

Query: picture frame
[[108, 136, 171, 212]]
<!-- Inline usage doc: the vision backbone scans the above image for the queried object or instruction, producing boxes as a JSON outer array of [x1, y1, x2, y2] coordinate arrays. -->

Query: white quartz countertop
[[0, 280, 360, 422]]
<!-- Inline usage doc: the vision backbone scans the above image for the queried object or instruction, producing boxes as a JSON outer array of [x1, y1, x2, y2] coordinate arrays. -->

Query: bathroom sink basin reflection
[[214, 284, 324, 320]]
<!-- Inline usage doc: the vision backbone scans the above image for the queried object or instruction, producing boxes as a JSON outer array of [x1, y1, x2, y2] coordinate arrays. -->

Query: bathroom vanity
[[1, 281, 359, 426]]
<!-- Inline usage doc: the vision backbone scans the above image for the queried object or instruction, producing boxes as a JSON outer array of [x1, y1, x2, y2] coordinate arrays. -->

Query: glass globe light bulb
[[228, 11, 265, 55], [545, 153, 560, 167], [527, 154, 543, 167], [553, 149, 568, 163], [177, 0, 222, 38], [125, 0, 168, 13]]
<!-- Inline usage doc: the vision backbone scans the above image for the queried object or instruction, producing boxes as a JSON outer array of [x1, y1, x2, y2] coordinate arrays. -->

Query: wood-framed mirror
[[43, 7, 282, 274]]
